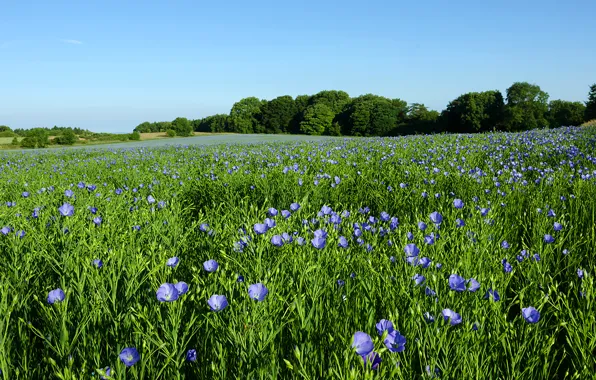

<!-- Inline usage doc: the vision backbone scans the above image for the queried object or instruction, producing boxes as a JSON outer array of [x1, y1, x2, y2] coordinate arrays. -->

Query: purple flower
[[418, 221, 427, 231], [253, 223, 268, 234], [442, 309, 462, 326], [281, 210, 291, 219], [203, 259, 219, 272], [147, 195, 156, 204], [119, 347, 140, 367], [375, 319, 394, 336], [501, 241, 510, 249], [65, 189, 74, 197], [544, 234, 555, 244], [290, 203, 300, 212], [352, 332, 374, 356], [554, 222, 563, 231], [419, 257, 432, 268], [175, 282, 189, 295], [413, 274, 426, 286], [156, 283, 179, 302], [271, 235, 284, 247], [484, 288, 500, 301], [93, 216, 102, 226], [207, 295, 228, 311], [404, 243, 419, 257], [406, 231, 414, 240], [58, 203, 74, 217], [502, 259, 512, 273], [47, 288, 65, 304], [429, 212, 443, 224], [248, 283, 268, 301], [456, 218, 465, 227], [338, 236, 349, 248], [449, 274, 466, 292], [577, 268, 584, 279], [362, 351, 382, 370], [186, 349, 197, 362], [453, 199, 464, 209], [384, 330, 406, 353], [1, 227, 10, 235], [267, 208, 278, 217], [522, 306, 540, 323], [93, 259, 103, 268], [467, 278, 480, 292], [311, 236, 326, 249], [166, 257, 179, 268]]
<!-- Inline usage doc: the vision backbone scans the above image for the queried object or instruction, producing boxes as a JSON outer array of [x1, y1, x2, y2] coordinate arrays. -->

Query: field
[[0, 127, 595, 379]]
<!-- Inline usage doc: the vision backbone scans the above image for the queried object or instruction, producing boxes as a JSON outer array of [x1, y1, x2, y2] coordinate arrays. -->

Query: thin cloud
[[62, 39, 83, 45]]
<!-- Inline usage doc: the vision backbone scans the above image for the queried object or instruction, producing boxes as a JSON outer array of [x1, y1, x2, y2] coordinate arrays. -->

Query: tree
[[20, 128, 49, 148], [441, 90, 505, 133], [546, 100, 586, 128], [402, 104, 440, 135], [134, 121, 152, 133], [260, 95, 297, 134], [229, 97, 264, 134], [585, 84, 596, 122], [171, 117, 193, 137], [54, 128, 78, 145], [310, 90, 351, 114], [166, 129, 176, 137], [130, 131, 141, 140], [290, 95, 312, 134], [503, 82, 549, 131], [0, 125, 11, 132], [300, 103, 334, 135]]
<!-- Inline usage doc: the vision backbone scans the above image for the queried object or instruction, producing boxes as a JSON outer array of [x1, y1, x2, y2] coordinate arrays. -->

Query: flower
[[413, 274, 426, 286], [203, 259, 219, 272], [58, 203, 74, 217], [207, 295, 228, 311], [375, 319, 394, 336], [93, 259, 103, 268], [453, 199, 464, 209], [384, 330, 406, 353], [429, 212, 443, 224], [404, 243, 419, 257], [147, 195, 156, 204], [544, 234, 555, 244], [156, 283, 179, 302], [290, 203, 300, 211], [311, 236, 326, 249], [338, 236, 349, 248], [253, 223, 268, 234], [281, 210, 291, 219], [271, 235, 283, 247], [119, 347, 140, 367], [47, 288, 65, 304], [522, 306, 540, 323], [448, 274, 466, 292], [248, 283, 268, 301], [175, 282, 189, 295], [166, 257, 179, 268], [442, 309, 462, 326], [352, 332, 374, 356], [467, 278, 480, 292], [186, 349, 197, 362], [362, 351, 382, 370], [267, 208, 278, 217], [484, 288, 500, 301]]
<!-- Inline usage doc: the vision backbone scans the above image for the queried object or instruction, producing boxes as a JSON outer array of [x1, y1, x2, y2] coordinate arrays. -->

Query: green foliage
[[441, 90, 505, 133], [0, 130, 15, 137], [54, 129, 78, 145], [547, 100, 586, 128], [229, 97, 264, 134], [0, 125, 11, 132], [130, 131, 141, 141], [166, 129, 176, 137], [503, 82, 549, 131], [193, 114, 230, 133], [171, 117, 193, 137], [134, 121, 172, 133], [11, 136, 19, 145], [585, 84, 596, 122], [260, 95, 297, 134], [20, 128, 49, 148], [300, 103, 334, 135]]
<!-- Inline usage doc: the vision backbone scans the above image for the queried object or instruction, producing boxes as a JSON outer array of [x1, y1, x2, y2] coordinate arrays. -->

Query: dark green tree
[[503, 82, 549, 131], [546, 100, 586, 128], [229, 97, 263, 134], [300, 103, 334, 135], [290, 95, 312, 134], [54, 128, 78, 145], [171, 117, 193, 137], [260, 95, 297, 134], [585, 84, 596, 122], [441, 90, 505, 133]]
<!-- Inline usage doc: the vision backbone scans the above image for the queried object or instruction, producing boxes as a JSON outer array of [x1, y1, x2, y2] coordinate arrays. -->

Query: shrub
[[166, 129, 176, 137], [130, 131, 141, 141]]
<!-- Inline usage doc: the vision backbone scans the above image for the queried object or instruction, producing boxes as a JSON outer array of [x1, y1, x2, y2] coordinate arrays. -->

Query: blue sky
[[1, 0, 595, 133]]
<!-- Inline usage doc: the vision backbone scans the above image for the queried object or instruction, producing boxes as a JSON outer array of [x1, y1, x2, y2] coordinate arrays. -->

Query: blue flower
[[47, 288, 65, 304], [166, 257, 179, 268], [207, 295, 228, 311], [248, 283, 268, 301], [203, 259, 219, 272], [119, 347, 140, 367]]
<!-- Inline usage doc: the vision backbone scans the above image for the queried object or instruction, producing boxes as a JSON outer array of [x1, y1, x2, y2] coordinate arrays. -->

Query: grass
[[0, 126, 594, 379]]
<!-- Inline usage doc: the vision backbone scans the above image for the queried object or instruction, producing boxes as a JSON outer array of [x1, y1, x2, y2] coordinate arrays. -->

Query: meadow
[[0, 127, 595, 379]]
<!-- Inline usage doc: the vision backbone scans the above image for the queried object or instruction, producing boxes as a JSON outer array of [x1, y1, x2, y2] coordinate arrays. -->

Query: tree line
[[133, 82, 596, 137]]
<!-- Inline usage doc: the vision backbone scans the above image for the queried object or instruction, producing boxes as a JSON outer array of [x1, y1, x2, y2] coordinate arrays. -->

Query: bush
[[130, 131, 141, 141], [54, 129, 77, 145], [11, 137, 19, 145], [166, 129, 176, 137], [20, 137, 37, 148], [0, 130, 15, 137]]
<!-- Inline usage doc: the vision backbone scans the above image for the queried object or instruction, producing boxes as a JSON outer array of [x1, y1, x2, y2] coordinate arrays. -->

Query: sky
[[1, 0, 595, 133]]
